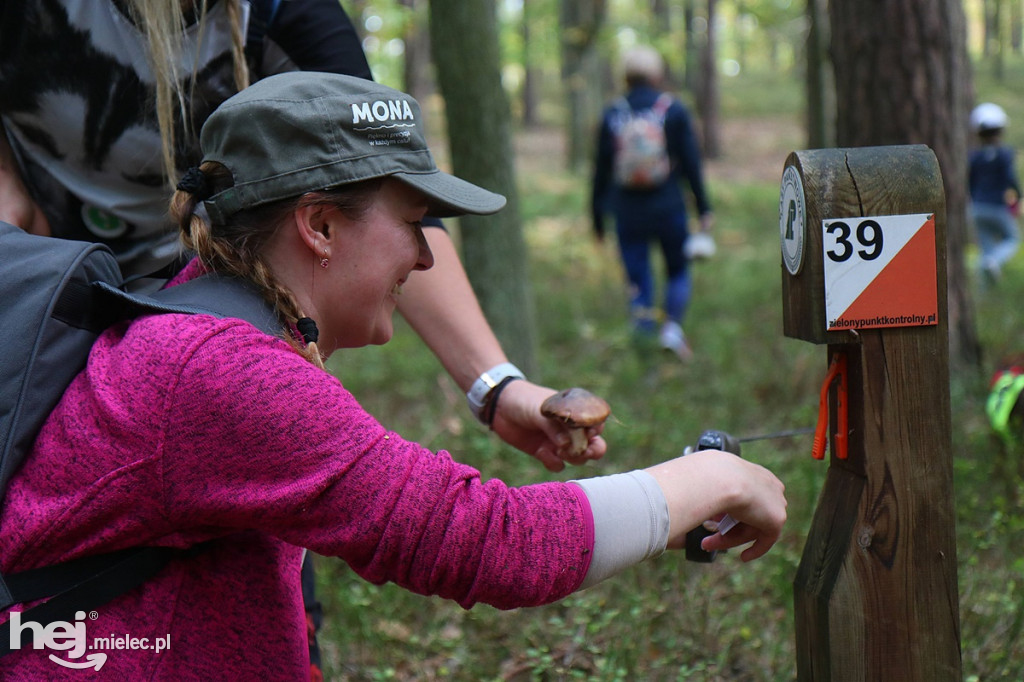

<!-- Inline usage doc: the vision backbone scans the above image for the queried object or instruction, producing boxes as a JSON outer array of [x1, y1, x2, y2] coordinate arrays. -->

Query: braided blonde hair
[[130, 0, 250, 190], [169, 163, 383, 368]]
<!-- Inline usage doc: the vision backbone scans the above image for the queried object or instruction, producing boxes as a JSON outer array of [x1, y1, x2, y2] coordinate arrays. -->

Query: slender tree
[[1011, 0, 1023, 53], [805, 0, 833, 148], [651, 0, 671, 39], [399, 0, 432, 102], [683, 0, 698, 92], [428, 0, 538, 373], [695, 0, 720, 158], [559, 0, 606, 171], [994, 0, 1007, 80], [830, 0, 980, 368], [521, 0, 540, 127]]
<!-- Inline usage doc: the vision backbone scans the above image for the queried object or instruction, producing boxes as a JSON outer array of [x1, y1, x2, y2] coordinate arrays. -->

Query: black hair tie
[[176, 166, 212, 200], [296, 317, 319, 345]]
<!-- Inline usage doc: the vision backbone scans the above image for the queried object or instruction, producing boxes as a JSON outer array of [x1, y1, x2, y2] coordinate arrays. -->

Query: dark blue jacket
[[591, 85, 711, 238], [969, 144, 1020, 206]]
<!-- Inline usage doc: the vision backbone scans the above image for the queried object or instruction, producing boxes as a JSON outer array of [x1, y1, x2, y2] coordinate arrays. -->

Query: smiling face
[[316, 178, 434, 349]]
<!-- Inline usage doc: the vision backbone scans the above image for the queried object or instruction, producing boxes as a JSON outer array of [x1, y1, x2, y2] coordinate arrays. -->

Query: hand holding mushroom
[[486, 381, 608, 472], [540, 388, 612, 458]]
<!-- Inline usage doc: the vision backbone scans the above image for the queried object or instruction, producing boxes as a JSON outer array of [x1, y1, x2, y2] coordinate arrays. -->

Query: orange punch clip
[[812, 352, 849, 460]]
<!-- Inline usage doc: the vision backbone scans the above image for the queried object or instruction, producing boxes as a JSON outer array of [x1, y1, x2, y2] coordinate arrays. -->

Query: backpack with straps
[[612, 93, 673, 190], [0, 221, 283, 655]]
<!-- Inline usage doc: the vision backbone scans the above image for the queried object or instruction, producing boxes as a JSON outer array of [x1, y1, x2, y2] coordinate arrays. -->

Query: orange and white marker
[[822, 213, 938, 331]]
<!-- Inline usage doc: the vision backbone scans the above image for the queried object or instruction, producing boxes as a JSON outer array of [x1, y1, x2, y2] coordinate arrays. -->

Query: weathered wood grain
[[785, 146, 961, 681]]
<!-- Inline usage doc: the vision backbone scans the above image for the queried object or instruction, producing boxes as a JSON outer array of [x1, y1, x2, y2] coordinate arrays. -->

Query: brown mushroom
[[540, 388, 611, 456]]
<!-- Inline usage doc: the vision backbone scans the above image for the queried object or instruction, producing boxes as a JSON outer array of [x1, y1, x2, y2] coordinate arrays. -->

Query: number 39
[[825, 219, 884, 262]]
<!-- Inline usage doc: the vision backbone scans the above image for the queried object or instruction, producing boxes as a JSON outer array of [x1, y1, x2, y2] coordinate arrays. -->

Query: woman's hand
[[646, 449, 787, 561], [490, 380, 607, 472]]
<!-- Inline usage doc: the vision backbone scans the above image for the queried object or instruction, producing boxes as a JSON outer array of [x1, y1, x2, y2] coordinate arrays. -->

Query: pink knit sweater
[[0, 313, 593, 678]]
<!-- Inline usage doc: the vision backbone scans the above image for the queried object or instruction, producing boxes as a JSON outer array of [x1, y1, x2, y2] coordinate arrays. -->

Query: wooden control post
[[781, 146, 961, 680]]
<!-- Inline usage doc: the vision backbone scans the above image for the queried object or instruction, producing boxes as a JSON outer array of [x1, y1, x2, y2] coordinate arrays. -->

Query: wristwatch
[[466, 362, 525, 424]]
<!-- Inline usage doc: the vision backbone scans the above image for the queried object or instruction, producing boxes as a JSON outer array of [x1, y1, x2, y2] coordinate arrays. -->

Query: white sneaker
[[659, 321, 693, 361]]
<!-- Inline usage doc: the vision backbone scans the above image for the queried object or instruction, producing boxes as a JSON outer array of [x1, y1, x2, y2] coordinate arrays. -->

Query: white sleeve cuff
[[571, 470, 669, 589]]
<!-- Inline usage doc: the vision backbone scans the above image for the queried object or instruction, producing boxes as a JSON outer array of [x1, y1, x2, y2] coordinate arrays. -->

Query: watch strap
[[466, 362, 526, 424]]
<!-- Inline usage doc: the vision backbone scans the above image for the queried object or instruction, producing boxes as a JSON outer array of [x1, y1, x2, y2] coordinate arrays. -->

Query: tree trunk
[[1012, 0, 1022, 53], [400, 0, 433, 103], [696, 0, 720, 159], [559, 0, 606, 172], [652, 0, 671, 38], [521, 0, 539, 127], [805, 0, 833, 148], [428, 0, 538, 374], [683, 0, 698, 92], [983, 0, 995, 56], [829, 0, 980, 369], [995, 0, 1006, 80]]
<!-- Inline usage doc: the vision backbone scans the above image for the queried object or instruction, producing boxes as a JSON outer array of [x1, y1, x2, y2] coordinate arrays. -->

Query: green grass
[[314, 63, 1024, 681]]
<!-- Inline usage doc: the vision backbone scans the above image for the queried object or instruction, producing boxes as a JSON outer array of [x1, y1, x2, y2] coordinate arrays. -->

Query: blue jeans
[[972, 202, 1020, 270], [616, 211, 691, 332]]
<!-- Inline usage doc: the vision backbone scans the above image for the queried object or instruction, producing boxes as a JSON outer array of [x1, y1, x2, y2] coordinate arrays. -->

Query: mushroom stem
[[568, 429, 588, 455]]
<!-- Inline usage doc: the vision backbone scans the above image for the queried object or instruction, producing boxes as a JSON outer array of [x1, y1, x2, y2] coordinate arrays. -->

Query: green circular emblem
[[82, 205, 129, 239]]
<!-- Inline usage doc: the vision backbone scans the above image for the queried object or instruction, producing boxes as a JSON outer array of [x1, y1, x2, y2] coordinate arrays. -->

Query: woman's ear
[[293, 202, 333, 259]]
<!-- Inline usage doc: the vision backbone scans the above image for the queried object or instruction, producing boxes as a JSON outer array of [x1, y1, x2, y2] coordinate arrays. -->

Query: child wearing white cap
[[969, 102, 1021, 282]]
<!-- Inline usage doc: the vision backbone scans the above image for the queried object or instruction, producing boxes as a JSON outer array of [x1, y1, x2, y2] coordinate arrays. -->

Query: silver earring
[[320, 252, 329, 269]]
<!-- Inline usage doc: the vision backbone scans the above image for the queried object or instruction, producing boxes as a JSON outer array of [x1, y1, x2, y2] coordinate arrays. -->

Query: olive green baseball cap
[[200, 71, 506, 223]]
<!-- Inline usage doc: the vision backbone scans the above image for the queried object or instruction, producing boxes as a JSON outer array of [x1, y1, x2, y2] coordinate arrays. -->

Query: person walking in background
[[591, 45, 714, 361], [969, 102, 1021, 284], [0, 72, 788, 678]]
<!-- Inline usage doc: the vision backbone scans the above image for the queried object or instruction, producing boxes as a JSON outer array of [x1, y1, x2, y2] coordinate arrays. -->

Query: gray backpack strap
[[95, 274, 285, 338]]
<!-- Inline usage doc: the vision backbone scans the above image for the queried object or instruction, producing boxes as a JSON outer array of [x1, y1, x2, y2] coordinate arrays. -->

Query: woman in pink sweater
[[0, 72, 786, 679]]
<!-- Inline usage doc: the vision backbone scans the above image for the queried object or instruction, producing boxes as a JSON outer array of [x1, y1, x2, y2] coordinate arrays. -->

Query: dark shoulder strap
[[148, 274, 284, 337], [90, 273, 284, 338], [0, 547, 188, 656]]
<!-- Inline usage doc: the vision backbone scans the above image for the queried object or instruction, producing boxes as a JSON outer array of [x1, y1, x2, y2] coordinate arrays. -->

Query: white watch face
[[779, 164, 806, 276]]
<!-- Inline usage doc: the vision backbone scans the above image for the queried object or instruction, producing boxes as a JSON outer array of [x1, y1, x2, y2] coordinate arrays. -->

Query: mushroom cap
[[540, 388, 611, 428]]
